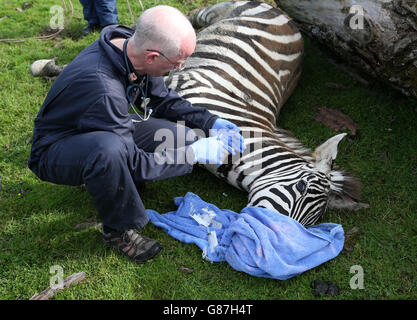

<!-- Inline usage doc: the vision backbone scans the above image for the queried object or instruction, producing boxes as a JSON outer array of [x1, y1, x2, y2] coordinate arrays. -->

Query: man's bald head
[[132, 5, 196, 58]]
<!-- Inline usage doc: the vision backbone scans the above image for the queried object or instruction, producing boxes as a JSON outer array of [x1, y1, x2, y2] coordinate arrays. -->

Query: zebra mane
[[273, 127, 314, 162], [327, 168, 368, 211], [329, 169, 362, 200]]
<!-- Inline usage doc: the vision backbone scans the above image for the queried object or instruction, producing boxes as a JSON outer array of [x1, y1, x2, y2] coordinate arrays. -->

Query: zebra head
[[247, 133, 368, 226]]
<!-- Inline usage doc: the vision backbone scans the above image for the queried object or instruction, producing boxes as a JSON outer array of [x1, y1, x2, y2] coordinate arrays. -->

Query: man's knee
[[83, 132, 128, 178]]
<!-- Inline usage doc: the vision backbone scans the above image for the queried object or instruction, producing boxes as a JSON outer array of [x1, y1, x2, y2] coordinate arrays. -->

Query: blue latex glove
[[190, 136, 233, 165], [211, 118, 246, 154]]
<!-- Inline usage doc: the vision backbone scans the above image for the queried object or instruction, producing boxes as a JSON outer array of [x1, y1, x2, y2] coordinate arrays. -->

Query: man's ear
[[145, 51, 159, 65]]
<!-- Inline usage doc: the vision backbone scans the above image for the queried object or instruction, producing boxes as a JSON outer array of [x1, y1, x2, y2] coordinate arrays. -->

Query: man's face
[[144, 38, 195, 77], [144, 47, 193, 77]]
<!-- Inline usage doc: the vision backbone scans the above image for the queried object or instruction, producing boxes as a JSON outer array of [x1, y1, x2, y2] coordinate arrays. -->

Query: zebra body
[[166, 1, 367, 225]]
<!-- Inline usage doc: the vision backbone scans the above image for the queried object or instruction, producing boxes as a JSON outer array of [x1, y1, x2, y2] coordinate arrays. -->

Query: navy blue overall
[[28, 25, 218, 231]]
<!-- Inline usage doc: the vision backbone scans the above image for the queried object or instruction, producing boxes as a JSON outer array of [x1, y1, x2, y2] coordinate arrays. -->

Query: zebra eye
[[296, 180, 307, 194]]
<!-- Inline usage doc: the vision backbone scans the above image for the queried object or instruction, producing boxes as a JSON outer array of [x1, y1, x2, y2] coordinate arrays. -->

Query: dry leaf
[[74, 221, 101, 230], [324, 82, 348, 89], [75, 217, 101, 230], [177, 266, 194, 274], [343, 226, 360, 253], [314, 106, 359, 135]]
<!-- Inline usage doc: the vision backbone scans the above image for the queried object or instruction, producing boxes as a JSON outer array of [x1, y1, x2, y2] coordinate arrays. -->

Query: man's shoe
[[81, 23, 100, 36], [102, 228, 162, 263]]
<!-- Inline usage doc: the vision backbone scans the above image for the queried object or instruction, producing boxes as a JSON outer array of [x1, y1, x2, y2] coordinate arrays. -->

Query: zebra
[[165, 1, 368, 226]]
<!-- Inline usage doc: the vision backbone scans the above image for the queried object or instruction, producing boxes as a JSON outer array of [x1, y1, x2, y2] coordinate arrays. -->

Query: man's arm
[[78, 94, 196, 181], [145, 76, 218, 137]]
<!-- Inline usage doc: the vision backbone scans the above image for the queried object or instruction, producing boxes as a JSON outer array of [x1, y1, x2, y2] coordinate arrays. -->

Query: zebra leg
[[189, 1, 242, 29], [188, 1, 271, 29]]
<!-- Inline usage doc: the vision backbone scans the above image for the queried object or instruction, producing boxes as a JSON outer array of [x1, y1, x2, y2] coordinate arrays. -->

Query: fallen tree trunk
[[276, 0, 417, 99]]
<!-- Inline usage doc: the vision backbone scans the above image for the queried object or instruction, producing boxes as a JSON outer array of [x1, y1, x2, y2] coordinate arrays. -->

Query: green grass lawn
[[0, 0, 416, 300]]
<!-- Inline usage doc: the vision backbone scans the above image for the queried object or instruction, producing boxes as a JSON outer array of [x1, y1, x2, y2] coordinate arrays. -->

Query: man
[[28, 6, 245, 264], [80, 0, 118, 36]]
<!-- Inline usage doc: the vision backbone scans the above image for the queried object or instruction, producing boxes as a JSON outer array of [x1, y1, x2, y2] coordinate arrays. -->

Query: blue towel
[[147, 192, 344, 280]]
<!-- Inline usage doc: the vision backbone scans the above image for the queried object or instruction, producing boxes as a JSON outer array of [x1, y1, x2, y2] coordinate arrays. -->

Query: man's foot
[[81, 23, 100, 36], [102, 227, 162, 263]]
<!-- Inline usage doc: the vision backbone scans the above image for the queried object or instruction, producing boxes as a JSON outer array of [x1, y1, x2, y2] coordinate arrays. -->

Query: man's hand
[[190, 136, 233, 165], [211, 118, 246, 154]]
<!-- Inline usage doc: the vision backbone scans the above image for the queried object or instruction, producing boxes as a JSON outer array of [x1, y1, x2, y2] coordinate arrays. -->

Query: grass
[[0, 0, 416, 300]]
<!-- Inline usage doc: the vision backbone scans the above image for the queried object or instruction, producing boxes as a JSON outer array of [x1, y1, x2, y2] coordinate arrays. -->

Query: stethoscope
[[123, 38, 152, 122]]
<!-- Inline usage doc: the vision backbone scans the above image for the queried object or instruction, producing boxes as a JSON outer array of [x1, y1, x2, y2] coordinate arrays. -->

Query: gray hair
[[131, 6, 183, 58]]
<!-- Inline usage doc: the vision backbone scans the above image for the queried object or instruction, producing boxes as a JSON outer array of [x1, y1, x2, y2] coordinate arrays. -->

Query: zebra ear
[[313, 133, 347, 175]]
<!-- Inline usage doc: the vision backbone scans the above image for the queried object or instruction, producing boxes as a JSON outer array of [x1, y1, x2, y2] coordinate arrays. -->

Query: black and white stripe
[[166, 1, 365, 226]]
